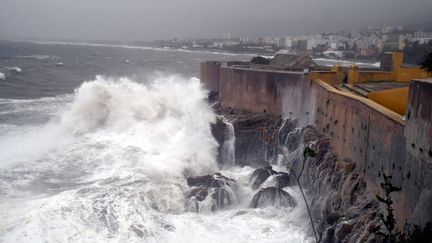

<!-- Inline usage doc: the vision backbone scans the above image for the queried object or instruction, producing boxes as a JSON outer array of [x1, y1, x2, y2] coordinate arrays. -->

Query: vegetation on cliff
[[375, 174, 432, 243], [420, 52, 432, 72]]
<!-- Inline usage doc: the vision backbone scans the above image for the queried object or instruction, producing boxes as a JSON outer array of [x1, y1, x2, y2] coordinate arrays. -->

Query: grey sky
[[1, 0, 431, 41]]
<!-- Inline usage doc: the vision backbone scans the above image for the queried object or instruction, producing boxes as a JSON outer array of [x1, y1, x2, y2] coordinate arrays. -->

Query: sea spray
[[0, 75, 221, 241], [221, 118, 236, 167], [0, 75, 313, 242]]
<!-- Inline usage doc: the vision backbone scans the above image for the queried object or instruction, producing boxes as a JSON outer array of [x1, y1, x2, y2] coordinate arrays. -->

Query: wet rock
[[251, 187, 296, 208], [187, 173, 235, 188], [278, 119, 297, 145], [250, 166, 291, 189], [232, 113, 281, 167], [335, 222, 354, 241], [274, 172, 291, 188], [250, 166, 277, 189], [211, 117, 227, 165], [321, 227, 337, 243], [186, 173, 237, 212], [326, 212, 342, 225]]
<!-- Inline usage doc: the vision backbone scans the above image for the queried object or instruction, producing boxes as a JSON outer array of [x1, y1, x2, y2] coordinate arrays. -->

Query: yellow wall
[[348, 53, 432, 84], [348, 67, 393, 84], [368, 87, 409, 115], [311, 65, 344, 86], [311, 52, 432, 86]]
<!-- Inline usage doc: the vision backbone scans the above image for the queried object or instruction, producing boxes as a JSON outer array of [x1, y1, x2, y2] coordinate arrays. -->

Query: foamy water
[[0, 75, 312, 242]]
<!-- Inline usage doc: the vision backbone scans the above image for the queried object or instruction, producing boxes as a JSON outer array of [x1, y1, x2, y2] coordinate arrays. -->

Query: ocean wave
[[17, 55, 61, 60], [0, 75, 312, 242], [7, 67, 22, 73], [313, 58, 380, 68]]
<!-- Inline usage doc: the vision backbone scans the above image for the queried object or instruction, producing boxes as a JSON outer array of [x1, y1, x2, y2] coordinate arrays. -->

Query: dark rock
[[232, 113, 281, 167], [250, 56, 271, 65], [250, 166, 277, 189], [274, 172, 291, 188], [251, 187, 296, 208], [278, 119, 297, 145], [250, 166, 291, 190], [187, 173, 234, 188], [335, 221, 354, 241], [211, 117, 227, 165], [326, 212, 342, 225], [208, 90, 219, 103], [322, 227, 337, 243], [186, 173, 236, 212]]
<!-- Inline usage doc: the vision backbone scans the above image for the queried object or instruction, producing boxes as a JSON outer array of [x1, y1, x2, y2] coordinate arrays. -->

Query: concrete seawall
[[201, 61, 432, 227]]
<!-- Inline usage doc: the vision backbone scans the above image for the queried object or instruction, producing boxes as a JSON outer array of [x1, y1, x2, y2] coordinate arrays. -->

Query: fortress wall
[[200, 62, 432, 226], [218, 66, 307, 114], [309, 80, 411, 225], [404, 79, 432, 225], [200, 61, 221, 92]]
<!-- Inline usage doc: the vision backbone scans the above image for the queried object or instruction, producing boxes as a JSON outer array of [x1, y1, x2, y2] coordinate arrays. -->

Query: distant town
[[135, 25, 432, 65]]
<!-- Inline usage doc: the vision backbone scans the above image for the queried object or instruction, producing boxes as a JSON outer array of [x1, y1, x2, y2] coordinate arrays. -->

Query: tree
[[375, 174, 401, 242], [250, 56, 271, 65], [420, 52, 432, 72], [374, 173, 432, 243]]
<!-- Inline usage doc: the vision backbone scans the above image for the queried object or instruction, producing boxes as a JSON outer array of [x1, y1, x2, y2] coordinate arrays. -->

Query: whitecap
[[7, 67, 22, 73]]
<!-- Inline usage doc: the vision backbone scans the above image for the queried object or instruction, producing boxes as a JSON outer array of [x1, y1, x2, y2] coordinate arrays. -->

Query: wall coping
[[412, 78, 432, 84], [220, 65, 306, 75], [314, 79, 406, 125]]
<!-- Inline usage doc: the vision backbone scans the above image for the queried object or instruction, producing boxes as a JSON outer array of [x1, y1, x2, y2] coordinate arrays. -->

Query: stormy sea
[[0, 40, 313, 242]]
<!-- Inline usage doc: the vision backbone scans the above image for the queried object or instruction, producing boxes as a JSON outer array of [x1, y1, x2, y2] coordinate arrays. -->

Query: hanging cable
[[280, 148, 319, 243]]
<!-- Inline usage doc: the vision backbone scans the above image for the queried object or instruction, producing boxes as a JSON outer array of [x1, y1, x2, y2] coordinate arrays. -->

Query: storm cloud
[[0, 0, 431, 41]]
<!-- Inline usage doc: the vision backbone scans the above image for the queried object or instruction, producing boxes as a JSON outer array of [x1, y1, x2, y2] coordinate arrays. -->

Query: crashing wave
[[0, 75, 313, 242], [7, 67, 22, 73], [0, 72, 5, 80]]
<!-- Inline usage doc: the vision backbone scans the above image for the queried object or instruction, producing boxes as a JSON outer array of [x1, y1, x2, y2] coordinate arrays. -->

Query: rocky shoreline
[[210, 103, 384, 242]]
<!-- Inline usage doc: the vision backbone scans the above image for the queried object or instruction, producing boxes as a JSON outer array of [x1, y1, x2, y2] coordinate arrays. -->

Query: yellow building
[[311, 52, 432, 115]]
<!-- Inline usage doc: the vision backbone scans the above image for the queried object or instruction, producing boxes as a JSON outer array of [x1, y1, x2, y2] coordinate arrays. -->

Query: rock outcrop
[[251, 187, 296, 209], [250, 166, 291, 190], [211, 111, 281, 167], [211, 103, 385, 242], [186, 173, 237, 212], [282, 125, 383, 242]]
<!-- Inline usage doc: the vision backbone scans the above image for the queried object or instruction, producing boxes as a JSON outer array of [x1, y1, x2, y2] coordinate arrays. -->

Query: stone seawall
[[201, 61, 432, 229], [218, 65, 308, 114]]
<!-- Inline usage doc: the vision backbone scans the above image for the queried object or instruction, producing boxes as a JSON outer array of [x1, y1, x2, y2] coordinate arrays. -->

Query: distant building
[[359, 48, 378, 57], [269, 54, 318, 71]]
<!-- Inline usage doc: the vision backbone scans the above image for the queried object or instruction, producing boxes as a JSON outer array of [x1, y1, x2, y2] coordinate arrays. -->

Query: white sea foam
[[0, 75, 312, 242], [17, 55, 60, 60], [314, 58, 380, 68], [7, 67, 22, 73], [0, 72, 5, 80]]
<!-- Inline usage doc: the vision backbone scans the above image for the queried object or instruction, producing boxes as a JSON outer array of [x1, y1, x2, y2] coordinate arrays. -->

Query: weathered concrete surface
[[200, 61, 221, 92], [218, 66, 307, 114], [404, 79, 432, 226]]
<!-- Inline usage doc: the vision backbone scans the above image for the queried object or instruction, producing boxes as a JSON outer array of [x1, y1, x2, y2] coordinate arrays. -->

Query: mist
[[0, 0, 431, 41]]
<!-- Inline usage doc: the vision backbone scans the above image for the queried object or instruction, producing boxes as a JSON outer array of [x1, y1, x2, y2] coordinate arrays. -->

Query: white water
[[0, 75, 312, 242], [0, 73, 5, 80], [7, 67, 22, 73], [221, 118, 236, 167], [313, 58, 380, 68]]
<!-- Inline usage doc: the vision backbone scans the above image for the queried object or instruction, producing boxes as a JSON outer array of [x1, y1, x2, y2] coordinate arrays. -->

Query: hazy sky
[[1, 0, 431, 41]]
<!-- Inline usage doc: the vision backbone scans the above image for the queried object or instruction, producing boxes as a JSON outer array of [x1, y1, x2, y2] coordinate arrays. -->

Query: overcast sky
[[1, 0, 431, 41]]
